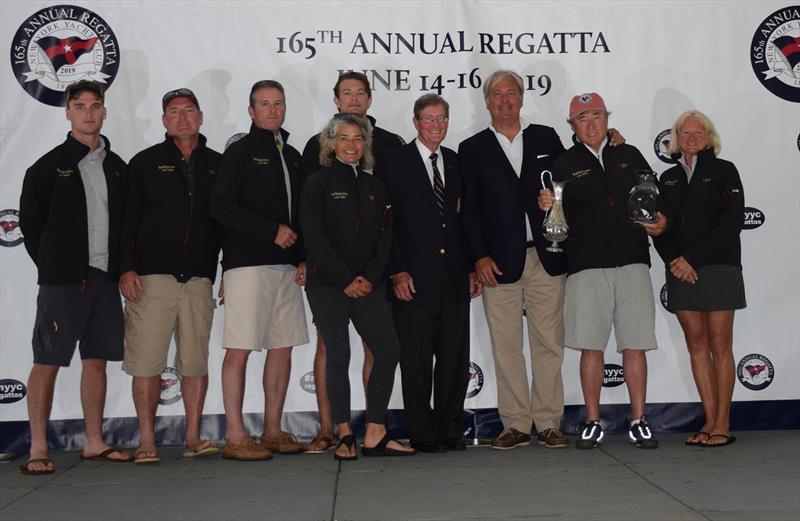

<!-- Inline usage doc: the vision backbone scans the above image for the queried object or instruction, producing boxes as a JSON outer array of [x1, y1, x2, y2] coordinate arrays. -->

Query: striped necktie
[[430, 152, 444, 217]]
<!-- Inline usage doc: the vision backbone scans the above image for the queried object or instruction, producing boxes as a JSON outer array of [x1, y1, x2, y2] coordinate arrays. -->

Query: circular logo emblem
[[466, 362, 484, 399], [0, 209, 23, 247], [653, 129, 677, 164], [225, 132, 247, 150], [659, 283, 674, 314], [0, 379, 27, 404], [159, 367, 182, 405], [743, 207, 766, 230], [737, 353, 775, 390], [602, 364, 625, 388], [579, 94, 593, 104], [10, 5, 120, 107], [299, 370, 316, 394], [750, 7, 800, 103]]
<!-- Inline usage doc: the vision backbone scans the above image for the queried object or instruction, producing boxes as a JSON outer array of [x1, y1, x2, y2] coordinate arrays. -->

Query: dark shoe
[[491, 428, 531, 450], [334, 434, 358, 461], [362, 433, 417, 457], [576, 421, 604, 449], [411, 441, 447, 453], [685, 431, 710, 446], [445, 437, 467, 451], [628, 417, 659, 449], [700, 433, 736, 447], [537, 428, 569, 448]]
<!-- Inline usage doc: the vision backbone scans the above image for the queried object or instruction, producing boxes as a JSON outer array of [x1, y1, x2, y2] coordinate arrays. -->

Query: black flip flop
[[334, 434, 358, 461], [700, 434, 736, 447], [361, 433, 417, 457], [685, 431, 711, 446], [19, 458, 55, 475]]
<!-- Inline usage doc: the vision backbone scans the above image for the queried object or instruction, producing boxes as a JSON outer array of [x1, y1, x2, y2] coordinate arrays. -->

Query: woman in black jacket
[[655, 110, 746, 448], [299, 113, 416, 460]]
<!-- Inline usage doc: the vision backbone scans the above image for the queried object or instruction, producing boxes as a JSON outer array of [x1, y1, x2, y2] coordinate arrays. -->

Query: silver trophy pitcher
[[629, 170, 659, 224], [540, 170, 569, 253]]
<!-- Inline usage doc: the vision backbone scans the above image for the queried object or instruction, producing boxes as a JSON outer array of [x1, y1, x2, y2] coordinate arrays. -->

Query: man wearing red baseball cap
[[539, 92, 669, 449]]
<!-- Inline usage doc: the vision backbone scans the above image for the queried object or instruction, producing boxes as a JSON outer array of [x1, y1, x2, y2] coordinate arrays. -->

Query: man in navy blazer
[[377, 94, 481, 452], [459, 70, 570, 450]]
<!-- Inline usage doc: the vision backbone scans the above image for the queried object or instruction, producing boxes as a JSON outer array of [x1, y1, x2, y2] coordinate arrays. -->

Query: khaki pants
[[482, 248, 566, 433]]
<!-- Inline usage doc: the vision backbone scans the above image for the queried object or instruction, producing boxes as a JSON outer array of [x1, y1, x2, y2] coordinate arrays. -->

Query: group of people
[[17, 68, 745, 474]]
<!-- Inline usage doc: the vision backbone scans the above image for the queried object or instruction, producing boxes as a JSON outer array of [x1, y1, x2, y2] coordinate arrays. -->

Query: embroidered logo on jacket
[[571, 169, 591, 178], [330, 191, 349, 200], [158, 164, 176, 173], [252, 157, 270, 166], [56, 168, 74, 177]]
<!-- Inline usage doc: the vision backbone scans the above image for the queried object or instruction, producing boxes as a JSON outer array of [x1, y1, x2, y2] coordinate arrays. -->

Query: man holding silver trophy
[[538, 92, 669, 449]]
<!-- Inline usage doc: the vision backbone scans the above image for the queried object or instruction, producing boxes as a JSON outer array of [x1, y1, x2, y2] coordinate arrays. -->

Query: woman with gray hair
[[654, 110, 746, 448], [299, 113, 416, 460]]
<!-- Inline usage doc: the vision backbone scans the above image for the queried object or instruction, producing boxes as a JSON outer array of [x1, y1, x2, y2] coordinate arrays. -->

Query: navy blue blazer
[[459, 123, 567, 282], [376, 141, 470, 305]]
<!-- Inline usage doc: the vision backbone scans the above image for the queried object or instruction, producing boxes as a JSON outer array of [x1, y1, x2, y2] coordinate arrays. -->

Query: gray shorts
[[564, 264, 657, 353], [32, 267, 124, 366]]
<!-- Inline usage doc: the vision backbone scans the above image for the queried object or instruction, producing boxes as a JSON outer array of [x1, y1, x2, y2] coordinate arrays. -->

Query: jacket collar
[[63, 132, 111, 161], [249, 123, 290, 145], [161, 133, 208, 156]]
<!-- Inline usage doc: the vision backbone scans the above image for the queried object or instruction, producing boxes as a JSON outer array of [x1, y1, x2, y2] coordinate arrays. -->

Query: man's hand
[[295, 263, 307, 286], [608, 128, 626, 146], [468, 272, 483, 298], [119, 270, 142, 303], [669, 256, 698, 284], [274, 224, 298, 249], [392, 271, 415, 301], [344, 276, 373, 298], [538, 188, 554, 211], [475, 256, 502, 287], [641, 212, 668, 237]]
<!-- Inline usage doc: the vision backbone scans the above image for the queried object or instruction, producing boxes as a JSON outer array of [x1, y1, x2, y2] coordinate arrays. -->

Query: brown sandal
[[19, 458, 55, 475], [134, 444, 160, 464], [304, 435, 336, 454]]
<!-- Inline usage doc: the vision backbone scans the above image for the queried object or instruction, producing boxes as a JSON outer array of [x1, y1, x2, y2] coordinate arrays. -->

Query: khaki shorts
[[222, 266, 309, 350], [564, 264, 657, 353], [123, 275, 215, 377]]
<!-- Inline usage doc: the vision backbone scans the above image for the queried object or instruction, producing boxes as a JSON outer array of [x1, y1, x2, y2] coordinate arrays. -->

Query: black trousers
[[306, 285, 401, 425], [393, 278, 470, 443]]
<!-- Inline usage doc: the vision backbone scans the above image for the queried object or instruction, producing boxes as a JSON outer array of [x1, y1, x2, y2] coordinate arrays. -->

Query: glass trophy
[[540, 170, 569, 253], [629, 170, 659, 224]]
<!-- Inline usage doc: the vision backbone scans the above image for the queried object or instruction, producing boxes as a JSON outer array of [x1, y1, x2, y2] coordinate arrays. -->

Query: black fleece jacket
[[19, 133, 127, 284]]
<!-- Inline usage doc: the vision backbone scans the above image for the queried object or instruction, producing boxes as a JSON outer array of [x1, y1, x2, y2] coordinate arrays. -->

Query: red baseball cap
[[569, 92, 607, 120]]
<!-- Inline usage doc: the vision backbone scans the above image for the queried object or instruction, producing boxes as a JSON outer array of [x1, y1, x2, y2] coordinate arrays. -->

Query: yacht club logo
[[0, 210, 24, 247], [750, 6, 800, 103], [466, 362, 484, 398], [159, 367, 182, 405], [653, 129, 677, 164], [10, 5, 120, 107]]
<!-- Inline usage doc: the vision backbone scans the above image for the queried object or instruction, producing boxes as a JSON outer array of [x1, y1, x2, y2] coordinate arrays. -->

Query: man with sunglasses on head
[[300, 71, 405, 454], [19, 80, 131, 474], [119, 88, 222, 463]]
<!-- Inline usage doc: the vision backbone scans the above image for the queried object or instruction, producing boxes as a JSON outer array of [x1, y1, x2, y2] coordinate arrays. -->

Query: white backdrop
[[1, 1, 798, 435]]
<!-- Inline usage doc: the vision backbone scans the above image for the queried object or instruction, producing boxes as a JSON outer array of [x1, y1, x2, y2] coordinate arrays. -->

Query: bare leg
[[263, 346, 292, 437], [335, 422, 356, 459], [182, 375, 208, 444], [132, 375, 160, 457], [622, 349, 648, 420], [81, 359, 129, 460], [25, 364, 59, 472], [579, 350, 604, 421], [222, 348, 250, 444], [706, 310, 736, 443], [363, 422, 414, 453], [677, 310, 716, 443], [313, 334, 335, 439]]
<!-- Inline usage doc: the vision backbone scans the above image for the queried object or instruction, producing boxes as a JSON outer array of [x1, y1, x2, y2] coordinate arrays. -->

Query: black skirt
[[666, 264, 746, 312]]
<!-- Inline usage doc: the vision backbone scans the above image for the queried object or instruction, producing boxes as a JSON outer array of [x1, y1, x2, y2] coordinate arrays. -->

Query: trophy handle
[[540, 170, 553, 190], [540, 170, 553, 227]]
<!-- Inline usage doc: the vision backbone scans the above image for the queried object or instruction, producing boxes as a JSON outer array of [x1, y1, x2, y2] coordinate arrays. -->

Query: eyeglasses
[[418, 115, 449, 123]]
